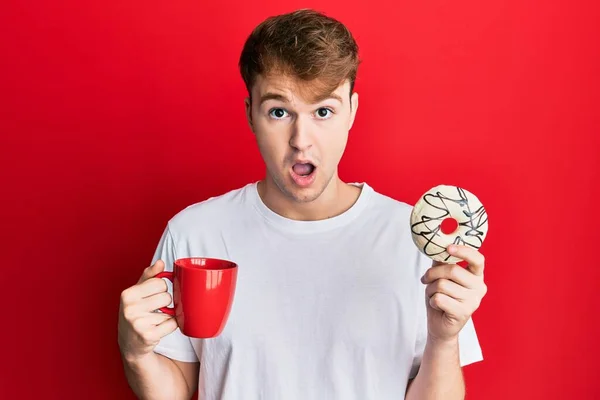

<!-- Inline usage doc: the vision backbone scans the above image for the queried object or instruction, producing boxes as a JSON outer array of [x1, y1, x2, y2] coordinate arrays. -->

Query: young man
[[118, 9, 487, 400]]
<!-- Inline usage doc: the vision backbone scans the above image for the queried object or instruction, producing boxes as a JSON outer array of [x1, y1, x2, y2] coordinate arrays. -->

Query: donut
[[409, 184, 489, 263]]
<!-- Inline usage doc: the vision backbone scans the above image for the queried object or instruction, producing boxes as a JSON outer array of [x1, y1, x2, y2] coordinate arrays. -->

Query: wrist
[[421, 334, 461, 373], [426, 334, 459, 350], [122, 349, 156, 365]]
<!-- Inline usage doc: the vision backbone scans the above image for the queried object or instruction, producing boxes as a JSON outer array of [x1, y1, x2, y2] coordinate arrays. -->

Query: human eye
[[268, 108, 289, 120], [315, 107, 334, 120]]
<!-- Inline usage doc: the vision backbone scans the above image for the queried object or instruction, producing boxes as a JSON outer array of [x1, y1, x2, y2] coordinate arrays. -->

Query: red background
[[1, 1, 598, 399]]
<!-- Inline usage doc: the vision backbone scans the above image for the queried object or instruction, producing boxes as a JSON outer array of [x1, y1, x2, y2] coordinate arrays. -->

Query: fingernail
[[448, 245, 457, 254]]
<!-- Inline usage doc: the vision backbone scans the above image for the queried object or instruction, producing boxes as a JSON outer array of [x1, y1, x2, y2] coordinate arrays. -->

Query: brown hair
[[238, 9, 360, 103]]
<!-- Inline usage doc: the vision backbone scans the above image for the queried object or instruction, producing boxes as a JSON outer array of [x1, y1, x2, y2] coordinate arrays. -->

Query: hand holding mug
[[118, 260, 176, 361]]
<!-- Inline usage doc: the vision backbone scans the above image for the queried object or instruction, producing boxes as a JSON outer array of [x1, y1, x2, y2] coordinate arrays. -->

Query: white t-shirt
[[151, 182, 483, 400]]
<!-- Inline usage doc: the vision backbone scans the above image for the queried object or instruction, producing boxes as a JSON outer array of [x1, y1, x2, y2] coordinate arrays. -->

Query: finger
[[447, 245, 485, 276], [136, 277, 169, 298], [145, 311, 174, 326], [138, 260, 166, 284], [429, 292, 463, 315], [121, 278, 168, 306], [421, 264, 479, 289], [130, 311, 172, 331], [152, 316, 178, 338], [425, 278, 469, 302], [139, 291, 173, 312]]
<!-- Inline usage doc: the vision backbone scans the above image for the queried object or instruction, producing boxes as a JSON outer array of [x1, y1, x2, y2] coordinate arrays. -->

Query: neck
[[257, 173, 361, 221]]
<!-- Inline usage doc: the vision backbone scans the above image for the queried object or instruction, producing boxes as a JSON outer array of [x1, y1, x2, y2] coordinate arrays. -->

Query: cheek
[[320, 122, 349, 156], [254, 125, 289, 162]]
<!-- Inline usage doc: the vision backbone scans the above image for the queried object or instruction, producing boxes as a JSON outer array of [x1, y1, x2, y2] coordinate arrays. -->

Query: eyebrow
[[259, 92, 344, 106], [259, 92, 290, 105]]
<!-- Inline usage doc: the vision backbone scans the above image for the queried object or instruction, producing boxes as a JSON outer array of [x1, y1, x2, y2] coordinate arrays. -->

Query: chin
[[274, 172, 329, 204], [286, 187, 324, 203]]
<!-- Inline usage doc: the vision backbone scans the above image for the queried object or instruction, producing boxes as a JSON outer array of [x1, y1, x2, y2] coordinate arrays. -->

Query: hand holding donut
[[420, 244, 487, 343], [410, 184, 490, 343]]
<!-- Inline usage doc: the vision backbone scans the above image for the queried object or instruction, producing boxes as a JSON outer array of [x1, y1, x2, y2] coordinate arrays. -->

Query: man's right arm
[[118, 260, 199, 399], [122, 352, 199, 400]]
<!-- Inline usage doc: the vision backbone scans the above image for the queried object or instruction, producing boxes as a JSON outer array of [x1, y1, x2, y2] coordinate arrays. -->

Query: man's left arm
[[405, 245, 487, 400], [405, 336, 464, 399]]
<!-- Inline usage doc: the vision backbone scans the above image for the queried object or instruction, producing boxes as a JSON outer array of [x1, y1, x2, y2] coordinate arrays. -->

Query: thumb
[[138, 260, 166, 283]]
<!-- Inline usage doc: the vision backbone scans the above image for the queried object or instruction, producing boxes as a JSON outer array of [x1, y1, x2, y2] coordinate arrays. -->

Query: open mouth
[[290, 162, 317, 187], [292, 162, 315, 177]]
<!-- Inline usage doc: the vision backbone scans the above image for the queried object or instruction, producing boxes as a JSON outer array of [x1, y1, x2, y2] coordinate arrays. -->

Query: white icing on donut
[[410, 184, 488, 263]]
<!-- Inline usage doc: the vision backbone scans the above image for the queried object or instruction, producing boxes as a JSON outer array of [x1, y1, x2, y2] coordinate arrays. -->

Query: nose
[[289, 116, 313, 152]]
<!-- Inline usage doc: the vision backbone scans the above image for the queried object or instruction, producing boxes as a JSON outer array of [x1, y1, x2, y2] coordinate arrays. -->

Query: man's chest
[[201, 234, 421, 356]]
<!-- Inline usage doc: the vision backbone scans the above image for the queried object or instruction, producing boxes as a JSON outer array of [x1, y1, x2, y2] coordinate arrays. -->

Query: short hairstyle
[[238, 9, 361, 103]]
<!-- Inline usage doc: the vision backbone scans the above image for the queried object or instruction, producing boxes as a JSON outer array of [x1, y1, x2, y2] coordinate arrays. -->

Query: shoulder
[[362, 183, 415, 222], [166, 183, 254, 235], [359, 183, 432, 276]]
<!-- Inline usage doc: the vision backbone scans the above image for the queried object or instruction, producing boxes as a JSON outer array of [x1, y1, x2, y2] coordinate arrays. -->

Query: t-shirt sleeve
[[150, 225, 199, 363], [409, 252, 484, 379]]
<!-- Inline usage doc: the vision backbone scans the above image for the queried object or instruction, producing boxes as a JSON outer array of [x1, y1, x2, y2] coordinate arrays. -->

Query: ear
[[245, 96, 255, 133], [348, 91, 359, 130]]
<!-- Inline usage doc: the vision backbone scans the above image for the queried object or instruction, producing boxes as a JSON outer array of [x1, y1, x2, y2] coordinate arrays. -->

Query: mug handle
[[155, 271, 175, 316]]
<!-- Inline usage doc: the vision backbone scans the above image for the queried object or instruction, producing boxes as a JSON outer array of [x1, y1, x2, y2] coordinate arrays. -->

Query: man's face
[[245, 74, 359, 203]]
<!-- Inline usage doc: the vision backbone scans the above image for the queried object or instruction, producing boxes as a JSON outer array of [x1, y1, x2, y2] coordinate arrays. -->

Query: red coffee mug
[[155, 257, 238, 338]]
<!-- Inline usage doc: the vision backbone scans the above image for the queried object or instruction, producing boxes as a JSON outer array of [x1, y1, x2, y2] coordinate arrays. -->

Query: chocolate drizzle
[[410, 186, 488, 261]]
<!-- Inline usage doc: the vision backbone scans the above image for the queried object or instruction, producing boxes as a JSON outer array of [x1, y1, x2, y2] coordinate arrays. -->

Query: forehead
[[251, 73, 349, 106]]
